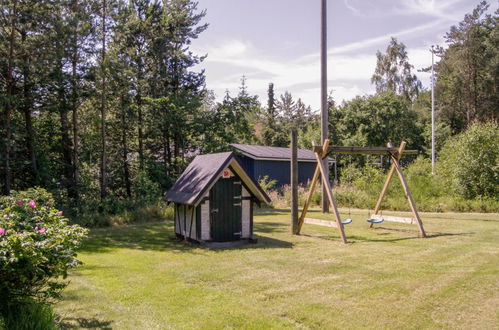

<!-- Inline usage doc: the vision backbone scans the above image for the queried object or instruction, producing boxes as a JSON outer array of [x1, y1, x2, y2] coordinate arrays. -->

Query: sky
[[190, 0, 496, 111]]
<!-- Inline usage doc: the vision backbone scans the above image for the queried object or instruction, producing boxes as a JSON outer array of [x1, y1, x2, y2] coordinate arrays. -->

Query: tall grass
[[74, 199, 174, 227], [1, 302, 58, 330], [265, 158, 499, 213]]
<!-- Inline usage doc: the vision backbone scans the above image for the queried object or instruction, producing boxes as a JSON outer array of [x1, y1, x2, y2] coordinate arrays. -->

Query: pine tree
[[435, 1, 498, 132], [262, 83, 277, 146]]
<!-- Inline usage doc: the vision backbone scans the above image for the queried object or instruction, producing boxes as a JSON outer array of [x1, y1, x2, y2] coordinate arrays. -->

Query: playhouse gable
[[164, 152, 270, 206]]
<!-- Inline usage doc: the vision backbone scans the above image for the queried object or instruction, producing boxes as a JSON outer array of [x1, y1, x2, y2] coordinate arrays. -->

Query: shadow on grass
[[298, 225, 471, 244], [348, 229, 472, 243], [254, 221, 290, 234], [206, 235, 294, 250], [373, 225, 473, 237], [59, 317, 112, 329], [80, 220, 202, 254], [80, 220, 294, 254], [254, 207, 290, 216]]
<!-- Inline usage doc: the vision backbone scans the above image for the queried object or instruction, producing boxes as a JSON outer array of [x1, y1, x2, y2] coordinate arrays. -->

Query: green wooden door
[[210, 177, 242, 242]]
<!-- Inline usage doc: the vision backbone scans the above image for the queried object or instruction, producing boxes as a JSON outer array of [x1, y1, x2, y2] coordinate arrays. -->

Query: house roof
[[230, 144, 318, 162], [164, 152, 271, 206]]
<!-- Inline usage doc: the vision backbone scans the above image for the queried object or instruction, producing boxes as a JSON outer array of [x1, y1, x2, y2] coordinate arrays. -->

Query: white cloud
[[395, 0, 467, 20], [191, 9, 457, 110], [193, 39, 381, 109], [343, 0, 360, 15], [329, 19, 448, 55], [342, 0, 469, 21], [208, 39, 250, 58]]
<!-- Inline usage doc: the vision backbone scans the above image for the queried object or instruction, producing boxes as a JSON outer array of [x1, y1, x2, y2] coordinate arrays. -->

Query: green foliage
[[76, 199, 173, 228], [334, 92, 423, 150], [437, 122, 498, 199], [298, 122, 321, 150], [0, 0, 207, 216], [0, 188, 88, 319], [1, 0, 497, 226], [342, 164, 385, 193], [412, 90, 453, 156], [258, 175, 278, 193], [133, 171, 162, 203], [265, 154, 498, 212], [1, 301, 58, 330], [371, 37, 422, 101]]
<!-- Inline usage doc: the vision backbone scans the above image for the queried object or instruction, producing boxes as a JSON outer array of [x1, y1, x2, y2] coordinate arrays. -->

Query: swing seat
[[367, 217, 384, 224], [342, 218, 353, 225]]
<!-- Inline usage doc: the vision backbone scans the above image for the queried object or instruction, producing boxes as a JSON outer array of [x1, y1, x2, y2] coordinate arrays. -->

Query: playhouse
[[164, 152, 270, 244]]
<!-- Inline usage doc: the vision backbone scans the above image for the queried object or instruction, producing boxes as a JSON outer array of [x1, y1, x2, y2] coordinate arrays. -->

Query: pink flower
[[35, 226, 46, 234], [56, 211, 63, 216], [0, 227, 5, 235], [16, 201, 23, 206], [29, 200, 37, 209]]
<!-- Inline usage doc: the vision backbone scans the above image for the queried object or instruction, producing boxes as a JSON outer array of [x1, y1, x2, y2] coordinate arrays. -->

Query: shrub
[[0, 188, 88, 317], [134, 171, 162, 204], [341, 163, 385, 196], [437, 122, 498, 199], [258, 175, 277, 193]]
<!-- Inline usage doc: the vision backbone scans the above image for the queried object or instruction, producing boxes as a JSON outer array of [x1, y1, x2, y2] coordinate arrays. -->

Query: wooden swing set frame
[[294, 139, 427, 244]]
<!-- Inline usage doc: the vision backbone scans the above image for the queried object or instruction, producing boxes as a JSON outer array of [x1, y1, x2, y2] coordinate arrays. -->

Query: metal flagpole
[[431, 45, 435, 174]]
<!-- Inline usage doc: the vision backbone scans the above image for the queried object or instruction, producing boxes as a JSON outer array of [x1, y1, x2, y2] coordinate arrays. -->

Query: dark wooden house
[[164, 152, 270, 243], [231, 144, 333, 187]]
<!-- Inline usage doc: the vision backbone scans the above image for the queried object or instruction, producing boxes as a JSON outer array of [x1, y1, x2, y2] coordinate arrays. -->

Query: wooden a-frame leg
[[296, 140, 329, 234], [314, 143, 348, 244], [391, 157, 427, 238], [370, 141, 406, 228], [296, 164, 319, 234]]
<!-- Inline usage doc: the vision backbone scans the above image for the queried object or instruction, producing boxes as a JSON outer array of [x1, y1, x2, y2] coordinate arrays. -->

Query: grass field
[[55, 208, 499, 329]]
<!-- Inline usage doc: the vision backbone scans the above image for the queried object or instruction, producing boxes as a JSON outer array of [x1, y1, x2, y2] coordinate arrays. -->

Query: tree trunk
[[137, 93, 144, 170], [100, 0, 108, 200], [121, 96, 131, 198], [21, 30, 38, 185], [174, 132, 180, 175], [71, 30, 80, 203], [3, 0, 17, 195], [137, 64, 144, 170], [164, 101, 172, 175], [166, 133, 172, 166], [60, 107, 74, 194], [57, 52, 74, 199]]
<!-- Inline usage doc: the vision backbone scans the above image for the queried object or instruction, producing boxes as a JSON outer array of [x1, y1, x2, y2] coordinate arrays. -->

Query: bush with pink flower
[[0, 188, 88, 314]]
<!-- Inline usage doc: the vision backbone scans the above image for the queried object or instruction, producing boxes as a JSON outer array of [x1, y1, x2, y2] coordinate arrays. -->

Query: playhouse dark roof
[[164, 152, 270, 206], [230, 144, 317, 162]]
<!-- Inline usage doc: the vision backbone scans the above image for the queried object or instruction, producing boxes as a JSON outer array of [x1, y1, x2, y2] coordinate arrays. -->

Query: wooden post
[[314, 145, 348, 244], [320, 0, 329, 214], [370, 141, 406, 227], [390, 157, 427, 238], [291, 130, 299, 234], [297, 140, 329, 234]]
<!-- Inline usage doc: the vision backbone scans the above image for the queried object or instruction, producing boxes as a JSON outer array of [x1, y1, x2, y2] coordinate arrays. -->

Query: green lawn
[[56, 209, 499, 329]]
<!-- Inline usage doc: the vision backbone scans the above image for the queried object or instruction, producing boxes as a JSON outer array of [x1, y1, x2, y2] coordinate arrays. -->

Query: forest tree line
[[1, 0, 497, 215]]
